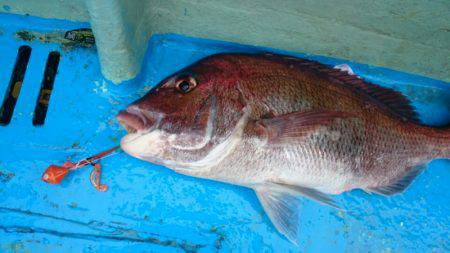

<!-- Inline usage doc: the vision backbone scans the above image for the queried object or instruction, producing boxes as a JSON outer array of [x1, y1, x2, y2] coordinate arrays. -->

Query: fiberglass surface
[[0, 13, 449, 252]]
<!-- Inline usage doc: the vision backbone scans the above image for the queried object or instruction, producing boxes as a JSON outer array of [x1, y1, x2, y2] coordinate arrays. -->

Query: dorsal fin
[[264, 54, 421, 124], [327, 71, 420, 123]]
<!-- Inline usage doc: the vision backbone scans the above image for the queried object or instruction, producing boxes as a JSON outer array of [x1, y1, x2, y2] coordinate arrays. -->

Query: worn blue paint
[[0, 13, 449, 252]]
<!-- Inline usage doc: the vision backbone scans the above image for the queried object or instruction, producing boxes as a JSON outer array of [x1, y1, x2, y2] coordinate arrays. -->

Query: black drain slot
[[0, 45, 32, 125], [33, 51, 60, 126]]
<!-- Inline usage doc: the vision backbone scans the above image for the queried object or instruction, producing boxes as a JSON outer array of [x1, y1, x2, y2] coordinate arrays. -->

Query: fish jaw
[[116, 105, 159, 133], [120, 130, 169, 164]]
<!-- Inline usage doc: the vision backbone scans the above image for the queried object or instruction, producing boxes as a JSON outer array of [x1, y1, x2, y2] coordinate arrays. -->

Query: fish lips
[[116, 106, 160, 133]]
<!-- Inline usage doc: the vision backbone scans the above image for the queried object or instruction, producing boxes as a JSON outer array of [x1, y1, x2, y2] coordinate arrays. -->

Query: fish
[[116, 53, 450, 243]]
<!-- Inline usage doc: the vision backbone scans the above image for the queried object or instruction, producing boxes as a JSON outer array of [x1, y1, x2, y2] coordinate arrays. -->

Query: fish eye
[[175, 75, 197, 94], [179, 81, 190, 92]]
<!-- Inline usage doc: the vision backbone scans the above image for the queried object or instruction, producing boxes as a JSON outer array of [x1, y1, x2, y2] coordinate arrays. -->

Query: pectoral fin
[[368, 164, 427, 196], [255, 110, 352, 145], [254, 182, 339, 244]]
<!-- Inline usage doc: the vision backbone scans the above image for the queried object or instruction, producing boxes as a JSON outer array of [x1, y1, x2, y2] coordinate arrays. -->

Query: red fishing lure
[[42, 146, 120, 192]]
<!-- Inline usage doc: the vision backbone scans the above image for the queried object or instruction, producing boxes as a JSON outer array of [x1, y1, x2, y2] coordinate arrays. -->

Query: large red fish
[[116, 53, 450, 243]]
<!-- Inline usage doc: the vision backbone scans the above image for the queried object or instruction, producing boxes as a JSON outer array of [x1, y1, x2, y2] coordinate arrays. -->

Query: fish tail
[[444, 125, 450, 158], [416, 123, 450, 159], [432, 124, 450, 158], [367, 123, 450, 196]]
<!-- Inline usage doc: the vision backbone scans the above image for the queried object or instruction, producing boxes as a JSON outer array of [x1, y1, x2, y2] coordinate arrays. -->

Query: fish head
[[117, 55, 248, 172]]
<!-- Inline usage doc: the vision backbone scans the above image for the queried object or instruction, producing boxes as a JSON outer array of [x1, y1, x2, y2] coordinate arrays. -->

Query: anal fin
[[368, 164, 427, 196]]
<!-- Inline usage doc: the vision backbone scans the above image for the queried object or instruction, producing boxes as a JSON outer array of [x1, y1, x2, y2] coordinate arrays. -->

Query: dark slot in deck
[[33, 51, 60, 126], [0, 45, 32, 125]]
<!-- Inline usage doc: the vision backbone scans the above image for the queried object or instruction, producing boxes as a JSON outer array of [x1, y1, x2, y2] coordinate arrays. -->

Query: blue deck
[[0, 13, 449, 252]]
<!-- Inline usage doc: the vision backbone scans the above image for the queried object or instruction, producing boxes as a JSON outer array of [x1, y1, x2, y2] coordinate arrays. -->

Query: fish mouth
[[116, 106, 162, 134]]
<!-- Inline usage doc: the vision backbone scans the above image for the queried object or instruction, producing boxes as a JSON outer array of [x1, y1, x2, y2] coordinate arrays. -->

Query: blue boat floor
[[0, 13, 449, 252]]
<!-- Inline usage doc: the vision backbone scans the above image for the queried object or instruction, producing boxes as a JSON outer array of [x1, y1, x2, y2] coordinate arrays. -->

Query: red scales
[[42, 146, 121, 192]]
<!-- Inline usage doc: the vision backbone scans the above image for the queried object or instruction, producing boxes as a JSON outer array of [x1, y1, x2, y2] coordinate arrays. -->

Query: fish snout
[[116, 105, 157, 133]]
